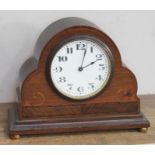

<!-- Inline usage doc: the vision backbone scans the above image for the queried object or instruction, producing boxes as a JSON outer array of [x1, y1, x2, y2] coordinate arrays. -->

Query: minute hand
[[80, 50, 87, 68], [82, 59, 101, 69]]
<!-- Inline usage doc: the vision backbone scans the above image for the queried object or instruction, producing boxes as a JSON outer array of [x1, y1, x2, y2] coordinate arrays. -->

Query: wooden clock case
[[9, 17, 150, 139]]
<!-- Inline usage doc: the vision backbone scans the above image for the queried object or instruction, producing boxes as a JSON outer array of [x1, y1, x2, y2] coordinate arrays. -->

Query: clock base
[[9, 104, 150, 139]]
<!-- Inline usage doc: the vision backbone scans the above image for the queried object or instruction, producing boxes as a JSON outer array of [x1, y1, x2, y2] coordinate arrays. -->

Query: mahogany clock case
[[9, 17, 150, 139]]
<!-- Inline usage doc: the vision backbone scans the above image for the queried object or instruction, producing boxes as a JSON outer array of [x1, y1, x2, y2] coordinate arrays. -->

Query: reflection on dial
[[50, 39, 112, 100]]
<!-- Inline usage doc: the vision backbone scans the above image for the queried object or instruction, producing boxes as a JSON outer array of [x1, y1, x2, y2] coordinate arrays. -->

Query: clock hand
[[78, 49, 87, 71], [80, 49, 87, 67], [84, 58, 102, 68], [78, 59, 102, 71]]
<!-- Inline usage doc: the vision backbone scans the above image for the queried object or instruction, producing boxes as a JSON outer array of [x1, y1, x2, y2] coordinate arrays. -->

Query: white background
[[0, 10, 155, 103]]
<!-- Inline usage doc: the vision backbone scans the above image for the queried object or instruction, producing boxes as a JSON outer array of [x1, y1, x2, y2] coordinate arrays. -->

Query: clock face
[[50, 37, 112, 100]]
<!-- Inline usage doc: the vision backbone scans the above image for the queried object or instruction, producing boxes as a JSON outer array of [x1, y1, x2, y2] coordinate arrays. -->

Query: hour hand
[[78, 59, 101, 71]]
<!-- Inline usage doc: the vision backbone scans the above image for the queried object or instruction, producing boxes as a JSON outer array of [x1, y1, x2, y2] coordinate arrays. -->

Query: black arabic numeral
[[67, 84, 73, 90], [96, 54, 103, 60], [99, 64, 105, 70], [77, 87, 84, 93], [88, 83, 95, 89], [67, 47, 73, 54], [90, 46, 93, 53], [58, 56, 68, 62], [55, 66, 63, 72], [59, 77, 66, 83], [97, 75, 102, 81], [76, 43, 86, 51]]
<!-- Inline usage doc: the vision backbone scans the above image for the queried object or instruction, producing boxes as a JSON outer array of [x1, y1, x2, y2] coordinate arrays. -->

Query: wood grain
[[0, 95, 154, 144]]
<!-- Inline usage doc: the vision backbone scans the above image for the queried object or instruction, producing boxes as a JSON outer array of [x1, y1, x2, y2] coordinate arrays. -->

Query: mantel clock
[[9, 17, 150, 139]]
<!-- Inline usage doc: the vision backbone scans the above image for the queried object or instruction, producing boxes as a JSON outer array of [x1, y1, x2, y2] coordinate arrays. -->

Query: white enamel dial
[[50, 38, 112, 100]]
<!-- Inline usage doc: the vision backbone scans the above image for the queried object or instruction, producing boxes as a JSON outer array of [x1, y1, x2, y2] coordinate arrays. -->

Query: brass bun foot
[[139, 128, 148, 133], [10, 134, 20, 139]]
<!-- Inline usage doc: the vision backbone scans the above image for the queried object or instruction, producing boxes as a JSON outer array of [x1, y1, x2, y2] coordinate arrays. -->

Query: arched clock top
[[33, 17, 122, 68], [33, 17, 98, 61]]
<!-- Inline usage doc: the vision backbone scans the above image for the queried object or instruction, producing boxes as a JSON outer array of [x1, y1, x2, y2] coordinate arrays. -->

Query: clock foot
[[139, 128, 148, 133], [10, 134, 20, 140]]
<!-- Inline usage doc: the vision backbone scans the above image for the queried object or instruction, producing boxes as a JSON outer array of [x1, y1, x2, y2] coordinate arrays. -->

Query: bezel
[[46, 35, 114, 100]]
